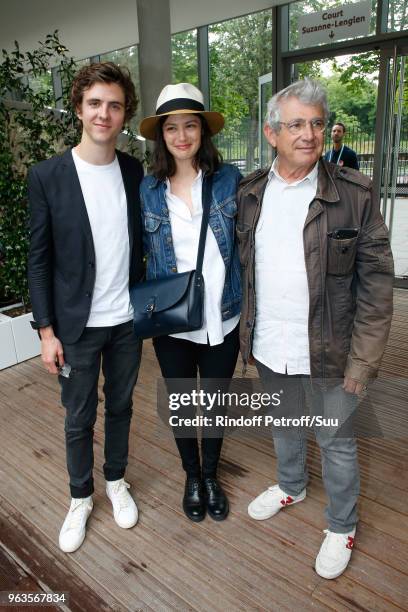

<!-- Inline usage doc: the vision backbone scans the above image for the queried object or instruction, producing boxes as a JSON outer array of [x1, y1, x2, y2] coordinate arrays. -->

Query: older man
[[237, 79, 393, 579]]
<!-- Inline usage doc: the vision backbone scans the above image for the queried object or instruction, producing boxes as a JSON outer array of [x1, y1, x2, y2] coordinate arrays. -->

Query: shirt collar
[[194, 168, 203, 182], [166, 168, 202, 191], [165, 169, 203, 220], [268, 157, 319, 187]]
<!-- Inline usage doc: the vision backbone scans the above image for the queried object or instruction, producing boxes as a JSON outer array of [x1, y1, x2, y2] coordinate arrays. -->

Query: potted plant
[[0, 33, 144, 369], [0, 32, 79, 368]]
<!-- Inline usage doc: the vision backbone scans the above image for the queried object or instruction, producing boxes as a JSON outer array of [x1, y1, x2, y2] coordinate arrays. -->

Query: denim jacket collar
[[148, 167, 221, 189]]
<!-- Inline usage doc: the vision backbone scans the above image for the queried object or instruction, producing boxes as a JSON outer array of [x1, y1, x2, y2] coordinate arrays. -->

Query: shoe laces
[[110, 480, 131, 510], [204, 478, 219, 492], [66, 499, 91, 530], [323, 529, 355, 552], [266, 485, 293, 505], [187, 478, 202, 494]]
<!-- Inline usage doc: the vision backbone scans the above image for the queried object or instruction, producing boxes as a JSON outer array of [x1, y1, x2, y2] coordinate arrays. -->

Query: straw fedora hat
[[139, 83, 224, 141]]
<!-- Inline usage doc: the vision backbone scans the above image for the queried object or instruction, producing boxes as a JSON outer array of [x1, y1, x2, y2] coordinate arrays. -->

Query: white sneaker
[[59, 496, 93, 553], [106, 478, 138, 528], [248, 484, 306, 520], [315, 528, 356, 579]]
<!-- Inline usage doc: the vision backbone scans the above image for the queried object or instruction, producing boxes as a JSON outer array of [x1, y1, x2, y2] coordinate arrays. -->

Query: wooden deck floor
[[0, 290, 407, 612]]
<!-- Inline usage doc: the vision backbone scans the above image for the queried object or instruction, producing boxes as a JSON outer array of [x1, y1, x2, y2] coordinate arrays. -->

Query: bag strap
[[195, 173, 213, 274]]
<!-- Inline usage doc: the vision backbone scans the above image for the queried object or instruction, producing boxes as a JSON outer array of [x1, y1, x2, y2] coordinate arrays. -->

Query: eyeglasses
[[279, 119, 326, 135]]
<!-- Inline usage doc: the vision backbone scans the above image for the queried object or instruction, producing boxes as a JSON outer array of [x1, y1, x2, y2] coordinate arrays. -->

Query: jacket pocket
[[327, 235, 358, 276], [236, 228, 251, 267], [217, 194, 238, 217], [144, 214, 162, 233], [366, 222, 394, 273], [143, 214, 164, 278]]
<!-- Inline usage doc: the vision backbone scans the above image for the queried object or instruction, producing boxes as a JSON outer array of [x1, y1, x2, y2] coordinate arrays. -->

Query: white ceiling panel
[[0, 0, 285, 60]]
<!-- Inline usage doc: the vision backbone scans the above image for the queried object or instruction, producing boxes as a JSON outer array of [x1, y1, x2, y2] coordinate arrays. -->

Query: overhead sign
[[298, 1, 371, 47]]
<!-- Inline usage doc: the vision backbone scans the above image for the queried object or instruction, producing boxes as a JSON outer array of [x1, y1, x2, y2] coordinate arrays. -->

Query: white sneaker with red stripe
[[315, 528, 356, 579], [248, 484, 306, 520]]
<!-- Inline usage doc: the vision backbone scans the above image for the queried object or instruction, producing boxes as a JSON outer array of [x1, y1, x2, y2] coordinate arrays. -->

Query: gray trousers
[[255, 359, 360, 533]]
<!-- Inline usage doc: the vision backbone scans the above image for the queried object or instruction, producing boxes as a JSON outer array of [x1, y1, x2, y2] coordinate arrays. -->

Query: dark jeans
[[59, 321, 142, 498], [153, 324, 240, 478]]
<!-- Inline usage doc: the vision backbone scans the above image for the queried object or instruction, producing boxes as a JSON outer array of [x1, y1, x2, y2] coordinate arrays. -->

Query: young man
[[324, 122, 359, 170], [238, 80, 393, 579], [28, 62, 144, 553]]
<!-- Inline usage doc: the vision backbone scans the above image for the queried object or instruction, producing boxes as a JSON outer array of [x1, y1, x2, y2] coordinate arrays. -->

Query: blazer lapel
[[61, 148, 94, 250], [117, 150, 135, 262]]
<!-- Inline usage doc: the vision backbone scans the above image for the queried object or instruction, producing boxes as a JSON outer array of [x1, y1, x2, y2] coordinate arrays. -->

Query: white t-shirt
[[72, 150, 133, 327], [253, 159, 318, 375], [166, 170, 239, 345]]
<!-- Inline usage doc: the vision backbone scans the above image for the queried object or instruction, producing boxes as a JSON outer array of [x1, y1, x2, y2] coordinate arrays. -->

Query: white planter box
[[0, 314, 17, 369], [0, 312, 41, 370], [11, 312, 41, 363]]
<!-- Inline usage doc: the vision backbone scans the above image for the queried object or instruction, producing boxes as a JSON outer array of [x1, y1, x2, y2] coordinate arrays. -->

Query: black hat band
[[156, 98, 205, 115]]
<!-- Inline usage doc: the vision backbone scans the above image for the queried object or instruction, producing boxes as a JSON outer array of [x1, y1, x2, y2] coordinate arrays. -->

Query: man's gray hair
[[265, 79, 329, 131]]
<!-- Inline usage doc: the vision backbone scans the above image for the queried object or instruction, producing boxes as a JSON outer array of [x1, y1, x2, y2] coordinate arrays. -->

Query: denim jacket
[[140, 163, 242, 322]]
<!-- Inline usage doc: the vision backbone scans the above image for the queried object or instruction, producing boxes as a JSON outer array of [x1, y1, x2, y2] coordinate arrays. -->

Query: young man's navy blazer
[[28, 148, 144, 343]]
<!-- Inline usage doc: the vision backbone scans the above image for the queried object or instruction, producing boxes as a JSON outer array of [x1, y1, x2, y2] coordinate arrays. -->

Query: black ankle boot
[[182, 476, 206, 522], [203, 477, 229, 521]]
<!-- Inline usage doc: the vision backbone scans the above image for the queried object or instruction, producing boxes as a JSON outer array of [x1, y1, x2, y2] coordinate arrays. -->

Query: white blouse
[[165, 170, 239, 346]]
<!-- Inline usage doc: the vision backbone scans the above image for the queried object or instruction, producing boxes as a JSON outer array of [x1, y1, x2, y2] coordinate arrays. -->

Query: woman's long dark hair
[[150, 114, 223, 181]]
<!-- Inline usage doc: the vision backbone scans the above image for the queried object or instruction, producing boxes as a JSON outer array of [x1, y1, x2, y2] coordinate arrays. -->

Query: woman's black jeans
[[153, 324, 240, 478]]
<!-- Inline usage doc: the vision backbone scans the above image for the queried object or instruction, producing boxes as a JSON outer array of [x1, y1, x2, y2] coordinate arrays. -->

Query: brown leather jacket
[[237, 159, 394, 383]]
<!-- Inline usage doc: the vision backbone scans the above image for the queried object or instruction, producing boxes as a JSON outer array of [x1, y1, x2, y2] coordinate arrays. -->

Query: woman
[[139, 83, 242, 522]]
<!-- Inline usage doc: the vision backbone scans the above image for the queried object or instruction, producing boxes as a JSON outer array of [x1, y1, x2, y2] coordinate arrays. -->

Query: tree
[[208, 10, 273, 171], [388, 0, 408, 30], [0, 33, 80, 304], [0, 34, 143, 304], [100, 45, 142, 130], [327, 67, 377, 132], [172, 31, 198, 86]]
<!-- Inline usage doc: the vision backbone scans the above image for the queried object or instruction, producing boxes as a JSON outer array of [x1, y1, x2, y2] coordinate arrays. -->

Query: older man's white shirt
[[252, 158, 318, 375]]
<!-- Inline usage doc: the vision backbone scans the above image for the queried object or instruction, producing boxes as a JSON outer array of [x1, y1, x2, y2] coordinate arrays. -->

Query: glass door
[[289, 51, 380, 181], [378, 45, 408, 286], [258, 72, 273, 168]]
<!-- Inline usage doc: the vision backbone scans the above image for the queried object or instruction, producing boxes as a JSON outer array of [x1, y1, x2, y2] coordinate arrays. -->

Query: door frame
[[258, 72, 273, 168], [279, 39, 408, 288], [376, 43, 408, 287]]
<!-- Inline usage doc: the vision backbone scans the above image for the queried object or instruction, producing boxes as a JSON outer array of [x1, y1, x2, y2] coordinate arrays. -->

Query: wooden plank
[[2, 358, 408, 569], [0, 471, 193, 612], [0, 406, 322, 612], [125, 410, 408, 550], [0, 545, 47, 598], [4, 357, 407, 498], [3, 356, 406, 556], [0, 287, 407, 611], [0, 510, 116, 612], [4, 408, 402, 612], [0, 425, 327, 612], [312, 579, 403, 612], [122, 436, 408, 611], [124, 441, 408, 609]]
